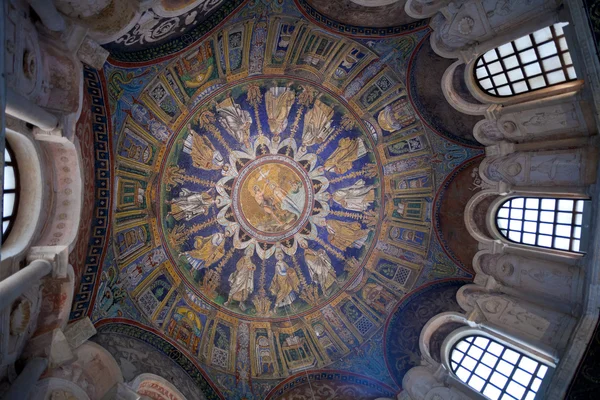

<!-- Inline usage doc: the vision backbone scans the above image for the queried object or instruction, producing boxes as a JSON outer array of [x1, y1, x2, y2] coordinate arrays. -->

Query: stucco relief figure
[[529, 154, 581, 185], [485, 156, 523, 183], [183, 127, 224, 170], [184, 232, 225, 271], [521, 108, 576, 128], [304, 248, 336, 294], [487, 0, 533, 18], [476, 295, 552, 339], [522, 266, 573, 298], [324, 137, 368, 175], [505, 306, 552, 336], [326, 220, 369, 251], [487, 152, 584, 186], [168, 188, 214, 221], [216, 97, 252, 147], [270, 257, 300, 309], [302, 99, 335, 147], [265, 87, 295, 135], [225, 253, 255, 309], [332, 179, 375, 211]]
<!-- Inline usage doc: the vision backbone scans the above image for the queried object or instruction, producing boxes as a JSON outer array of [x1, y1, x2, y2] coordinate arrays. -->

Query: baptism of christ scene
[[95, 8, 450, 391], [154, 78, 393, 319]]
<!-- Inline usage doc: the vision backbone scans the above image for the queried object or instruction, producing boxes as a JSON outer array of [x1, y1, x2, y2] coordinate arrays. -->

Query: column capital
[[27, 246, 69, 278], [485, 104, 504, 120], [485, 141, 515, 157], [116, 383, 142, 400]]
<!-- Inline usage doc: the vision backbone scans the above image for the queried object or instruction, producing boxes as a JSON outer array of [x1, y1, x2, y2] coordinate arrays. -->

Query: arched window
[[451, 335, 549, 400], [475, 23, 576, 97], [496, 197, 590, 252], [3, 142, 19, 242]]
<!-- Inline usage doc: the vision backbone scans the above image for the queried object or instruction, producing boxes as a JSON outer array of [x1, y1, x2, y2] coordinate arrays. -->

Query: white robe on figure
[[304, 249, 336, 292], [332, 179, 375, 212], [170, 188, 212, 221], [216, 98, 252, 144], [227, 256, 255, 304], [269, 260, 299, 308], [281, 185, 305, 218]]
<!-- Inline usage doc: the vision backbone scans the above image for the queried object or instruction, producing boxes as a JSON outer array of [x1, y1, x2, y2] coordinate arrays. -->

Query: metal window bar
[[496, 197, 588, 253], [2, 142, 20, 242], [475, 23, 576, 97], [450, 335, 548, 400]]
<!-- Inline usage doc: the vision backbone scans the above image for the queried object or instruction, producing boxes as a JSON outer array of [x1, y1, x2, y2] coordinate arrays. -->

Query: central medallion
[[232, 155, 313, 242], [160, 78, 382, 320]]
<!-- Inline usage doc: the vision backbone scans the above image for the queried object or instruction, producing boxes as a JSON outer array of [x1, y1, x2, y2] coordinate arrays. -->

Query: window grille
[[475, 23, 576, 97], [451, 335, 549, 400], [496, 197, 589, 253], [3, 142, 19, 242]]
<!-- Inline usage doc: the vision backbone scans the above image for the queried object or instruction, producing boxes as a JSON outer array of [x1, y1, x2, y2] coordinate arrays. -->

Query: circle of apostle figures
[[160, 78, 381, 320]]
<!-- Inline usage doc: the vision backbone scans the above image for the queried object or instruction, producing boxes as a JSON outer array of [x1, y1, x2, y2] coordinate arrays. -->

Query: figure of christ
[[225, 254, 255, 309], [252, 184, 284, 225], [266, 178, 303, 218]]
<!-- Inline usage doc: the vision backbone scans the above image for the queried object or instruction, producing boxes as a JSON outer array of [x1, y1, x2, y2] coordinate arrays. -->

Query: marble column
[[116, 383, 142, 400], [0, 259, 52, 310], [5, 88, 59, 131], [27, 0, 66, 32], [1, 357, 48, 400]]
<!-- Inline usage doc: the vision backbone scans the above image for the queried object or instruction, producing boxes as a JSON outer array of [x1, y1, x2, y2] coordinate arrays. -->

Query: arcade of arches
[[1, 0, 600, 399]]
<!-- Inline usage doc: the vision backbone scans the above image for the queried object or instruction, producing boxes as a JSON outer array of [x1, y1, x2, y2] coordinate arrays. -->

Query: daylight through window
[[451, 335, 549, 400], [496, 197, 588, 252], [3, 142, 19, 242], [475, 23, 576, 97]]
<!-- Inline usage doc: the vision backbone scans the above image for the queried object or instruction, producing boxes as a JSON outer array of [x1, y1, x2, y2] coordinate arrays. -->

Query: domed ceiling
[[70, 0, 485, 398], [301, 0, 424, 31]]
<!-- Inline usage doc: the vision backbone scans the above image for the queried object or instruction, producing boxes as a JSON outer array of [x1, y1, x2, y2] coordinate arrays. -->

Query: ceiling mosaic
[[301, 0, 422, 31], [102, 0, 246, 62], [70, 0, 486, 398], [159, 78, 385, 321]]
